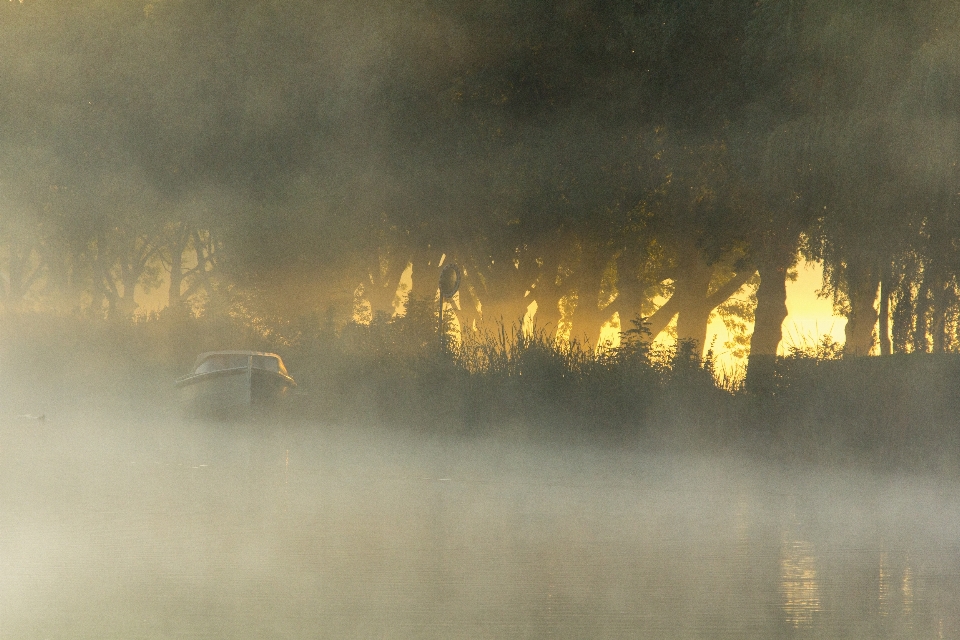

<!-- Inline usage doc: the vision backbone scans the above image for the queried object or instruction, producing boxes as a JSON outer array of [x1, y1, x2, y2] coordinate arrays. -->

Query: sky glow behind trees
[[2, 0, 960, 374]]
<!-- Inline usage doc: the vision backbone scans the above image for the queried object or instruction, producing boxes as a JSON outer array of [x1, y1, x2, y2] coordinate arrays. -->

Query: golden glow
[[135, 251, 854, 371], [699, 259, 848, 374], [522, 300, 537, 337], [392, 262, 413, 317], [878, 552, 890, 617], [902, 565, 914, 619], [553, 294, 574, 347], [780, 533, 821, 628], [595, 312, 620, 355], [779, 261, 847, 356]]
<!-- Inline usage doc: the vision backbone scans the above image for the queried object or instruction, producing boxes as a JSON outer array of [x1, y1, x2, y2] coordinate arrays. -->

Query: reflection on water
[[1, 414, 959, 638], [874, 552, 927, 636], [880, 551, 892, 618], [904, 564, 914, 619], [780, 533, 820, 628]]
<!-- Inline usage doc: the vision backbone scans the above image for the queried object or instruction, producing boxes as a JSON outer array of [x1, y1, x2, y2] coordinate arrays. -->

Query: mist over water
[[4, 2, 960, 636], [1, 405, 958, 639]]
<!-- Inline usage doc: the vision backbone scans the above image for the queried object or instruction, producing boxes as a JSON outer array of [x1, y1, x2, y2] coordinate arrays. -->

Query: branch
[[704, 270, 757, 309], [641, 269, 757, 340], [644, 294, 681, 339]]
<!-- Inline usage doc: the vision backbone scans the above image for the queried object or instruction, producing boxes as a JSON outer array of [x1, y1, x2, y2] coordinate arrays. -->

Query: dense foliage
[[3, 0, 960, 383]]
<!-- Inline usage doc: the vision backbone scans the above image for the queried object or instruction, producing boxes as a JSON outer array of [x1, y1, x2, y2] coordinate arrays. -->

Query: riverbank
[[1, 310, 958, 474]]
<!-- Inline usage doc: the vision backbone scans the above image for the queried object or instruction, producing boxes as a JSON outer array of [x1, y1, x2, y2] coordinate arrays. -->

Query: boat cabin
[[176, 350, 296, 418]]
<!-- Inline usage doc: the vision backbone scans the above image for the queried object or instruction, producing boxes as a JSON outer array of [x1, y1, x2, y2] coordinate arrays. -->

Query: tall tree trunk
[[913, 270, 930, 353], [573, 283, 614, 349], [532, 260, 564, 340], [168, 240, 184, 311], [4, 244, 39, 315], [527, 243, 569, 340], [478, 265, 536, 330], [453, 281, 481, 335], [892, 265, 914, 353], [179, 229, 218, 305], [608, 249, 647, 337], [368, 258, 409, 319], [410, 249, 441, 301], [671, 245, 715, 352], [674, 299, 713, 354], [568, 247, 612, 349], [746, 255, 790, 392], [749, 258, 790, 356], [533, 293, 563, 338], [673, 247, 753, 357], [644, 263, 755, 356], [118, 261, 139, 319], [932, 276, 949, 353], [843, 263, 880, 357], [878, 261, 892, 356], [166, 222, 191, 311]]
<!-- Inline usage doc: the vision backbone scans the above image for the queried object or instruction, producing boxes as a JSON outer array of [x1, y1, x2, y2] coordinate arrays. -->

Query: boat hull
[[177, 367, 295, 419]]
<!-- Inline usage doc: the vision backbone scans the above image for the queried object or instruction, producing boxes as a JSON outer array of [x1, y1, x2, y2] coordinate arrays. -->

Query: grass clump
[[0, 302, 721, 437], [4, 303, 960, 471]]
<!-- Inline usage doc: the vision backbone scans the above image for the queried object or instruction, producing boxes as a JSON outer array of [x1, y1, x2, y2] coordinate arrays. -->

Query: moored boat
[[175, 351, 296, 417]]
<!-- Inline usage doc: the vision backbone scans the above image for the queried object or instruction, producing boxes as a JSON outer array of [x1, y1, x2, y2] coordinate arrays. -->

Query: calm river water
[[0, 413, 957, 639]]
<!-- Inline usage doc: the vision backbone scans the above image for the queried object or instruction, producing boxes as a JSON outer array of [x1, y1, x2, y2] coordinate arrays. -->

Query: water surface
[[1, 413, 957, 638]]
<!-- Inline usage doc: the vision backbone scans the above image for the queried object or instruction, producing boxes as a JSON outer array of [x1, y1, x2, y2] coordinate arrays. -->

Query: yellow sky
[[139, 258, 850, 369], [701, 259, 848, 372], [778, 260, 847, 355]]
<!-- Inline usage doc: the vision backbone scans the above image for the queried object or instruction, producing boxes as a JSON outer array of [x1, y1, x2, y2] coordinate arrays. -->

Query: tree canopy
[[3, 0, 960, 369]]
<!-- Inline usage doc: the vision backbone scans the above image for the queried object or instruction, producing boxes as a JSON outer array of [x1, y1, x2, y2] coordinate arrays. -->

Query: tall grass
[[0, 300, 721, 434], [3, 302, 959, 470]]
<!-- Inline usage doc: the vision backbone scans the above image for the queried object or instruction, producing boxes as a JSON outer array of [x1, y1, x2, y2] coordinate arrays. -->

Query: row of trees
[[2, 0, 960, 378]]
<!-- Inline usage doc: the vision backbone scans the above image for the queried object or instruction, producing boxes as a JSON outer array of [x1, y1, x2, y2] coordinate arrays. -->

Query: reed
[[3, 306, 959, 472]]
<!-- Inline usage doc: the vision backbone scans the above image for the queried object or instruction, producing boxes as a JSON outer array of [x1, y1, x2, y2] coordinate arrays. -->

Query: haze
[[2, 1, 960, 638]]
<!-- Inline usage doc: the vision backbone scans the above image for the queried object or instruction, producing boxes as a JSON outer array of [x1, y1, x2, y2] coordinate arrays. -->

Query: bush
[[4, 305, 957, 472], [0, 304, 722, 435]]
